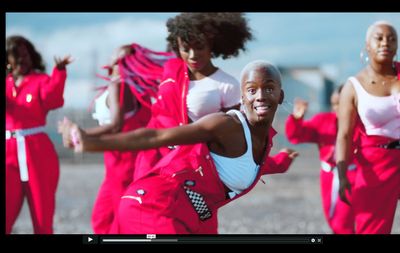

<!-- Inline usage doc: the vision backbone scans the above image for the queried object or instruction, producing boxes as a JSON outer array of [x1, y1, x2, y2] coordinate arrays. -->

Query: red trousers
[[110, 175, 218, 234], [6, 134, 59, 234], [320, 167, 356, 234], [91, 150, 138, 234], [353, 137, 400, 234]]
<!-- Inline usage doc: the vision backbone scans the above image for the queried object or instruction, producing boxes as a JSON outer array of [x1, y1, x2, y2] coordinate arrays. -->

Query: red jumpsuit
[[6, 67, 67, 234], [91, 100, 151, 234], [285, 112, 356, 234], [111, 128, 293, 234], [91, 43, 173, 234], [133, 58, 290, 233], [133, 58, 217, 233]]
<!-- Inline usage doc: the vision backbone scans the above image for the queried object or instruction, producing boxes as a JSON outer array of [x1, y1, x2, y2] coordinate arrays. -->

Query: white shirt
[[186, 69, 240, 122]]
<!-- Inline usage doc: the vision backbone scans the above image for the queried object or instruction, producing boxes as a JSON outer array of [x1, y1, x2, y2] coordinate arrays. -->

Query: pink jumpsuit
[[112, 128, 293, 234], [285, 113, 357, 234], [6, 67, 66, 234]]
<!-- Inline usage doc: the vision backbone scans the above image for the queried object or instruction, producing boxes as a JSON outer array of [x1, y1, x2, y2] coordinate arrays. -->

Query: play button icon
[[83, 235, 98, 244]]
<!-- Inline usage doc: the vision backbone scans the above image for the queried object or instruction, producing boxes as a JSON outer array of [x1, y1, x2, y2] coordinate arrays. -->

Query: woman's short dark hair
[[6, 35, 46, 74], [166, 13, 253, 59]]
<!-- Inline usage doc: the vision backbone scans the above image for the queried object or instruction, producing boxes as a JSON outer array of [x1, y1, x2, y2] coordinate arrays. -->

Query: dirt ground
[[11, 149, 400, 234]]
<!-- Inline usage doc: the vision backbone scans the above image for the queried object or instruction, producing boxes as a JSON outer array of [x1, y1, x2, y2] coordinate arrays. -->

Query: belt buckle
[[6, 131, 17, 139]]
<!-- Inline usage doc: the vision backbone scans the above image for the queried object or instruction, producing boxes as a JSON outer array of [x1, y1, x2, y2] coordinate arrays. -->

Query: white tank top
[[92, 90, 136, 126], [350, 77, 400, 139], [210, 110, 259, 197]]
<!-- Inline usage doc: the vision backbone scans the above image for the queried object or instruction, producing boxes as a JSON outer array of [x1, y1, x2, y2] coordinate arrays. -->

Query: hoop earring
[[393, 54, 398, 66], [360, 48, 369, 65]]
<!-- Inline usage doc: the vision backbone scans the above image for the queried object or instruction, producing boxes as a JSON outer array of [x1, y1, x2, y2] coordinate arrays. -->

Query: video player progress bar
[[102, 239, 178, 243], [101, 237, 322, 244]]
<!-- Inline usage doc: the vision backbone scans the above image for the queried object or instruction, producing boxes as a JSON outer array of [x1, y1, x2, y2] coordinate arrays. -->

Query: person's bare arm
[[61, 112, 232, 153], [336, 80, 357, 205], [84, 82, 124, 136]]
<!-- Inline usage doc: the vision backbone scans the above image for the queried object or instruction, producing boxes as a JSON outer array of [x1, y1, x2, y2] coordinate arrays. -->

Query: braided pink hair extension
[[118, 43, 175, 108], [89, 43, 175, 112]]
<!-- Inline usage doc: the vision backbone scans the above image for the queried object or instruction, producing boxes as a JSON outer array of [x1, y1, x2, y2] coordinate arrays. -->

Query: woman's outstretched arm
[[60, 112, 232, 153]]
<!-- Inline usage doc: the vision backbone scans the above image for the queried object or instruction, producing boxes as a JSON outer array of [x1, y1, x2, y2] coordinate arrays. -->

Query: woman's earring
[[393, 54, 398, 66], [360, 48, 369, 65], [6, 63, 12, 70]]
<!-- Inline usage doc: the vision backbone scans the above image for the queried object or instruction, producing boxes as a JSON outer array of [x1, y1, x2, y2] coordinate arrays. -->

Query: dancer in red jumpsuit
[[6, 35, 72, 234], [60, 60, 298, 234], [336, 21, 400, 234], [285, 86, 357, 234], [132, 13, 254, 233], [84, 43, 174, 234]]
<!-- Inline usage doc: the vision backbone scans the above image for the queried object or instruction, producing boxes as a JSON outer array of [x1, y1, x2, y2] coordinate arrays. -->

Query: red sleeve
[[285, 114, 320, 144], [40, 67, 67, 111], [261, 152, 293, 175], [149, 81, 182, 128]]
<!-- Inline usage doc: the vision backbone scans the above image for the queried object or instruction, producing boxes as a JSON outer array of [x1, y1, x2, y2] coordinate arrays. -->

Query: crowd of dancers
[[6, 13, 400, 234]]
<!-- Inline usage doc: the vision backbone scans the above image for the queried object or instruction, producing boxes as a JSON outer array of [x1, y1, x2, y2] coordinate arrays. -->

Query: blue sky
[[6, 13, 400, 108]]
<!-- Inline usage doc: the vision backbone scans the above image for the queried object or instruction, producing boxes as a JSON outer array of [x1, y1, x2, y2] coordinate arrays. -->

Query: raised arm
[[84, 81, 124, 136], [40, 55, 73, 111], [335, 80, 357, 205], [61, 112, 232, 153], [285, 98, 320, 144]]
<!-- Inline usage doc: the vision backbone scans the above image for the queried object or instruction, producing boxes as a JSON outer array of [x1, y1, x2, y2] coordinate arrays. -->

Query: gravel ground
[[11, 150, 400, 234]]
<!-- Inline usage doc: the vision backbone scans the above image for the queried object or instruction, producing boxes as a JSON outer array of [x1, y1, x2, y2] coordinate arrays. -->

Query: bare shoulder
[[196, 112, 236, 126], [193, 111, 242, 133]]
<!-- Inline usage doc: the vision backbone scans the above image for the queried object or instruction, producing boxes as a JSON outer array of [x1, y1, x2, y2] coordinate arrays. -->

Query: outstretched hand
[[54, 55, 74, 70], [292, 98, 308, 119], [280, 148, 299, 160], [58, 117, 84, 152]]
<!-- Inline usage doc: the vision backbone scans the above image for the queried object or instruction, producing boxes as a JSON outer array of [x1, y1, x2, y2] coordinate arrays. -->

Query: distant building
[[272, 65, 338, 150], [279, 65, 336, 115]]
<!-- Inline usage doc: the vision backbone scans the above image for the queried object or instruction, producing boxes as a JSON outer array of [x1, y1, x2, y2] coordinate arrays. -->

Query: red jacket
[[6, 67, 66, 130], [133, 58, 189, 181], [286, 112, 338, 166]]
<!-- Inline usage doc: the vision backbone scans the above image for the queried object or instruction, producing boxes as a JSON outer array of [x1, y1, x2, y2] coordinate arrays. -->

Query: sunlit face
[[177, 37, 212, 73], [7, 43, 33, 76], [330, 92, 340, 114], [241, 67, 282, 125], [367, 24, 398, 64]]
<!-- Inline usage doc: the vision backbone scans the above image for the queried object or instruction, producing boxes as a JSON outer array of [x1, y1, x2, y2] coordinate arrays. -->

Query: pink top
[[349, 76, 400, 139]]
